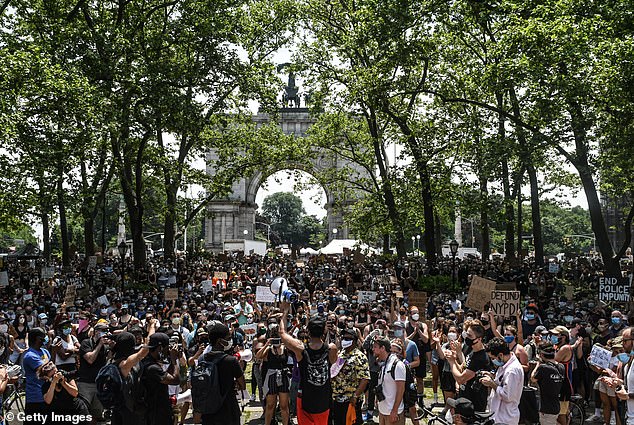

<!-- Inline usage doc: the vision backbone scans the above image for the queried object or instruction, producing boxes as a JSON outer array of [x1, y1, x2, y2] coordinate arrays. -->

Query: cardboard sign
[[41, 267, 55, 279], [408, 291, 428, 308], [496, 283, 517, 291], [240, 323, 258, 336], [358, 291, 377, 303], [201, 280, 214, 294], [165, 288, 179, 301], [343, 247, 351, 257], [256, 285, 276, 303], [598, 276, 630, 302], [88, 256, 97, 270], [64, 285, 77, 305], [466, 275, 497, 312], [0, 271, 8, 287], [353, 250, 365, 264], [393, 290, 404, 298], [97, 295, 110, 306], [589, 344, 612, 370], [490, 291, 521, 317], [296, 261, 305, 267], [565, 285, 574, 299], [23, 293, 32, 301], [548, 263, 559, 274], [214, 272, 228, 280]]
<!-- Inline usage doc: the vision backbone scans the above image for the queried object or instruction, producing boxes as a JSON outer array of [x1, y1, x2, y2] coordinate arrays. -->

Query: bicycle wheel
[[6, 390, 26, 418], [569, 401, 585, 425]]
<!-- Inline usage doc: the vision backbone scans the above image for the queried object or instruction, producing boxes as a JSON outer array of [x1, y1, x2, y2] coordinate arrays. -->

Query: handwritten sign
[[214, 272, 228, 280], [598, 277, 630, 302], [88, 256, 97, 270], [0, 271, 8, 287], [296, 261, 305, 268], [358, 291, 377, 303], [64, 285, 77, 305], [548, 263, 559, 274], [393, 290, 404, 298], [466, 275, 497, 312], [408, 291, 428, 308], [496, 283, 517, 291], [165, 288, 179, 301], [201, 280, 214, 294], [490, 291, 521, 318], [256, 286, 276, 303], [589, 345, 612, 370], [97, 295, 110, 306]]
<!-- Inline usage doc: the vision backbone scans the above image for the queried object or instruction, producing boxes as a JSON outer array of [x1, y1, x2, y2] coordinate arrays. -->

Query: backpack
[[123, 362, 148, 415], [190, 354, 228, 415], [300, 345, 331, 414], [390, 359, 417, 407], [96, 363, 124, 409]]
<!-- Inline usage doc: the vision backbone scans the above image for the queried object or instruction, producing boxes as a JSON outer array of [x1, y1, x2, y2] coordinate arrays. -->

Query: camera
[[471, 370, 488, 392], [270, 338, 281, 346], [374, 384, 386, 402]]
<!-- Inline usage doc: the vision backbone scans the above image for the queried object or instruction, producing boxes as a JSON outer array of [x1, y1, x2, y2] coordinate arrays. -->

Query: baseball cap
[[393, 321, 405, 329], [534, 325, 548, 335], [207, 321, 230, 341], [446, 398, 493, 420], [142, 332, 170, 349], [550, 325, 569, 337]]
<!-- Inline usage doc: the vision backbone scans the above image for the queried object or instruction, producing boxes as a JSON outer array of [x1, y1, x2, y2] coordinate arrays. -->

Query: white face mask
[[221, 338, 233, 351], [448, 332, 457, 341], [0, 324, 7, 333], [172, 318, 181, 326], [341, 339, 353, 349], [411, 314, 420, 321]]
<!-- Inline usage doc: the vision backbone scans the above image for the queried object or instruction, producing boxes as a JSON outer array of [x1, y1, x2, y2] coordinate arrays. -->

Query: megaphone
[[235, 348, 253, 362], [270, 277, 298, 303]]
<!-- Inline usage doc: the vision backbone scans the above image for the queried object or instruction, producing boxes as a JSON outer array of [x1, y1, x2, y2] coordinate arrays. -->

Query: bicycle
[[1, 371, 26, 424], [415, 403, 451, 425], [568, 395, 585, 425]]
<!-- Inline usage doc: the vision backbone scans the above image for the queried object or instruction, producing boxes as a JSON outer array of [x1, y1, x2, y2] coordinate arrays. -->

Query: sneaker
[[587, 414, 602, 422]]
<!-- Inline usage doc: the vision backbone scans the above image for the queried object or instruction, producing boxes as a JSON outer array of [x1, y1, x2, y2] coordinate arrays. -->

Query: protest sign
[[358, 291, 377, 303], [565, 285, 574, 299], [64, 285, 77, 305], [165, 288, 179, 301], [296, 261, 305, 268], [97, 295, 110, 306], [393, 290, 404, 298], [214, 272, 228, 280], [589, 345, 612, 370], [41, 267, 55, 279], [548, 263, 560, 274], [88, 256, 97, 270], [490, 291, 521, 317], [466, 275, 497, 312], [496, 283, 517, 291], [0, 271, 8, 287], [598, 276, 630, 302], [408, 291, 428, 308], [353, 250, 365, 264], [256, 286, 276, 303], [201, 280, 214, 294]]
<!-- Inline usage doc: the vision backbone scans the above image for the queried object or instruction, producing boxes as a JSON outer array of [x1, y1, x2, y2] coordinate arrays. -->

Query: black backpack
[[123, 362, 148, 415], [190, 354, 228, 415], [96, 363, 124, 409], [390, 359, 418, 407]]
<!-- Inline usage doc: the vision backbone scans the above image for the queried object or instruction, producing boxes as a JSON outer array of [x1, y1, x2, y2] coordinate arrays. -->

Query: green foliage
[[261, 192, 325, 248]]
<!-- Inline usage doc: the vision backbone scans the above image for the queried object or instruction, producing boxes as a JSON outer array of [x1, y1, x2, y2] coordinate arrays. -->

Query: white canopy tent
[[319, 239, 378, 255]]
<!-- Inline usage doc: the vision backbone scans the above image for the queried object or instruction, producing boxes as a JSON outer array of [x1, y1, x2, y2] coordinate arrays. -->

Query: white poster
[[358, 291, 377, 303], [0, 271, 8, 287], [256, 286, 276, 303], [97, 295, 110, 306]]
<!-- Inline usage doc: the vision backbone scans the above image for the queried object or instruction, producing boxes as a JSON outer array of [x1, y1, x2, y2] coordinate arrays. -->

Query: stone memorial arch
[[204, 70, 370, 252]]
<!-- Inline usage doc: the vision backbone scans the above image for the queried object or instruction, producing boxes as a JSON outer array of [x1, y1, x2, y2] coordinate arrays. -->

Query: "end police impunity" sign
[[598, 277, 631, 302]]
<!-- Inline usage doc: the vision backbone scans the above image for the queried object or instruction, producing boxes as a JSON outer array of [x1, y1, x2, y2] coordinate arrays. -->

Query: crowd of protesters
[[0, 251, 632, 425]]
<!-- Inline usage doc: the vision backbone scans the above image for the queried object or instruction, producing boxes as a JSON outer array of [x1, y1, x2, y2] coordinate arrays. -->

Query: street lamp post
[[411, 236, 415, 252], [449, 239, 459, 287], [416, 234, 421, 253], [332, 228, 338, 240], [117, 240, 127, 287], [243, 229, 249, 239]]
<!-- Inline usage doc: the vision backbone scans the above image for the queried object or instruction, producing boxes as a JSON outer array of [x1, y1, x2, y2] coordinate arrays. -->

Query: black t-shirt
[[201, 352, 243, 425], [534, 362, 564, 414], [459, 349, 490, 412], [77, 338, 107, 383], [41, 380, 89, 416], [141, 357, 172, 425]]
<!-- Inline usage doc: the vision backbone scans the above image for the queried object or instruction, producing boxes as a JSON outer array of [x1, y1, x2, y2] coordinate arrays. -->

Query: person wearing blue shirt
[[23, 327, 51, 425]]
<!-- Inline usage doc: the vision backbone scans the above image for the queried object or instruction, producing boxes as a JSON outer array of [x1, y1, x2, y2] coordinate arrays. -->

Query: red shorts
[[297, 397, 330, 425]]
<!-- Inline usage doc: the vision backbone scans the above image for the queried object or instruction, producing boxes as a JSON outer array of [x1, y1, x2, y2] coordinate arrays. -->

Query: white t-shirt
[[55, 335, 78, 365], [378, 354, 406, 416]]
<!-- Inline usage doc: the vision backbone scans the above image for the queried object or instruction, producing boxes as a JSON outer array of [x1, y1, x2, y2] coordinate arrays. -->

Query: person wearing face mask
[[77, 322, 110, 422], [434, 325, 459, 419], [52, 320, 80, 375], [198, 321, 245, 425], [521, 305, 542, 340], [10, 313, 29, 364], [444, 323, 490, 412], [330, 328, 369, 425], [611, 311, 626, 337], [23, 327, 51, 425], [530, 342, 565, 425], [550, 326, 579, 425], [478, 337, 524, 425], [405, 306, 429, 401], [501, 325, 529, 374], [139, 332, 181, 425], [234, 294, 253, 326], [612, 327, 634, 425], [256, 330, 291, 425], [169, 311, 191, 342]]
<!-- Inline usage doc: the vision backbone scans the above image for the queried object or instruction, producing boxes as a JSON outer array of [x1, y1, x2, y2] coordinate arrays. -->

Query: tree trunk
[[383, 234, 390, 254], [517, 180, 523, 257], [57, 175, 70, 268], [84, 217, 96, 256], [479, 173, 491, 260], [163, 185, 177, 260], [41, 210, 50, 261], [434, 210, 442, 255], [415, 155, 437, 268], [526, 162, 544, 265], [502, 158, 515, 260]]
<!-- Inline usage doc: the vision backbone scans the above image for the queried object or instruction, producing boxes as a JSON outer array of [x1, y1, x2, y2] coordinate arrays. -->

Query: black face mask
[[480, 319, 489, 326], [464, 336, 477, 347]]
